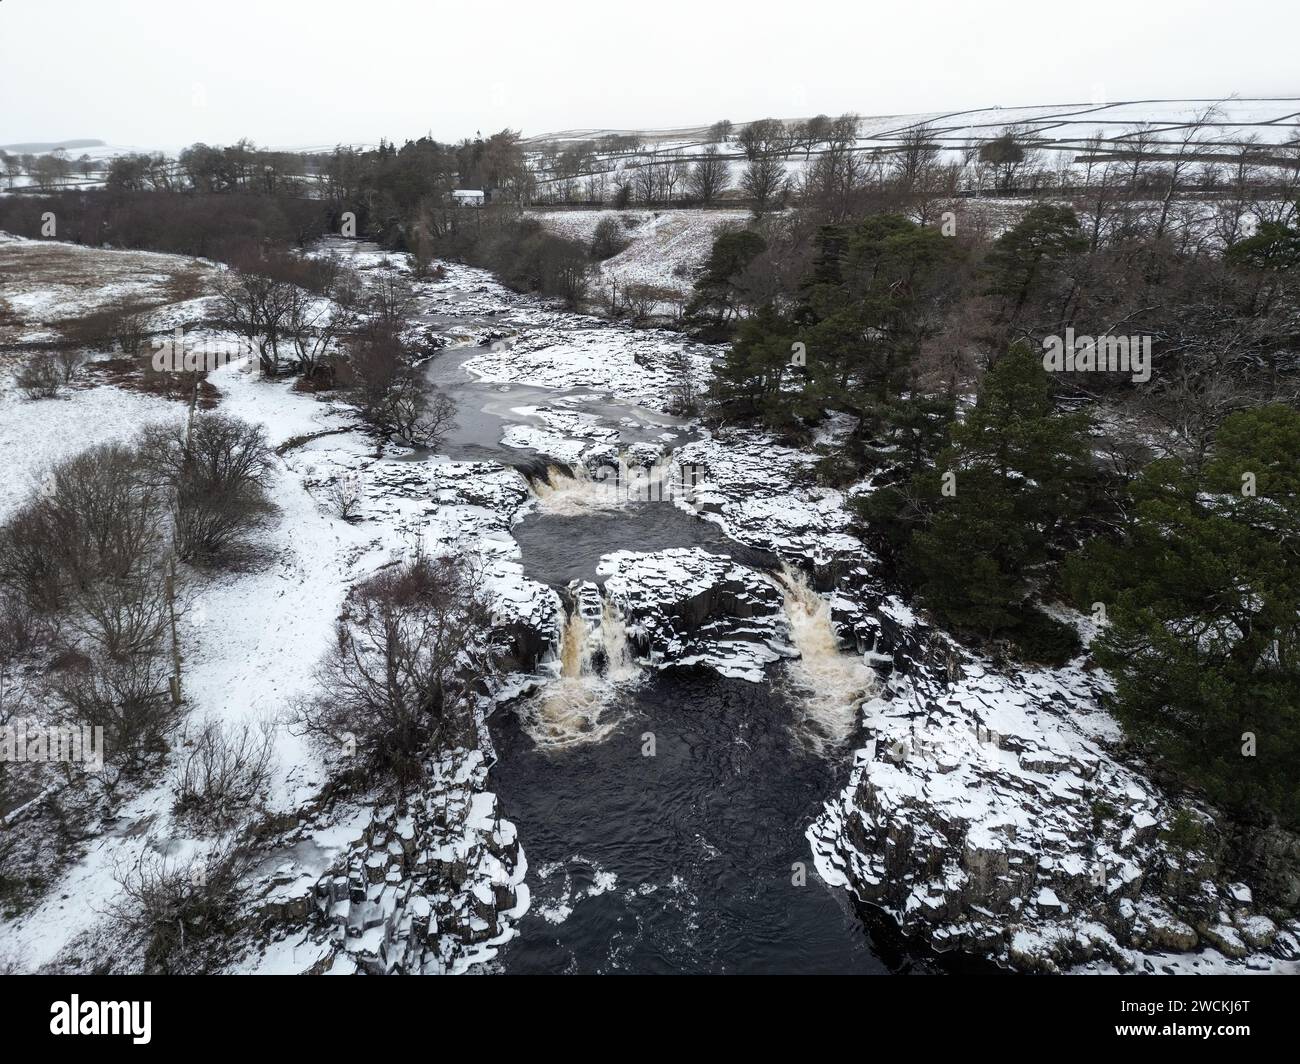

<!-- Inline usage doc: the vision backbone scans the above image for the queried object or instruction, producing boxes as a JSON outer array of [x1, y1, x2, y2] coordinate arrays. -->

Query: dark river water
[[513, 503, 776, 587], [490, 670, 886, 973]]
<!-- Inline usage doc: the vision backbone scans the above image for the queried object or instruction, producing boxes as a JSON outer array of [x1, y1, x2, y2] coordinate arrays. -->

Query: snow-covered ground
[[0, 232, 216, 343], [528, 208, 745, 299], [0, 239, 545, 974]]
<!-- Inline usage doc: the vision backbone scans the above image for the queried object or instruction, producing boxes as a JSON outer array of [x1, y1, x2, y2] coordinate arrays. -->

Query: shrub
[[1006, 609, 1082, 666], [108, 836, 254, 974], [17, 355, 63, 399], [292, 554, 494, 788], [322, 473, 364, 520], [590, 216, 627, 260], [173, 718, 276, 828], [621, 282, 678, 320], [111, 308, 152, 356]]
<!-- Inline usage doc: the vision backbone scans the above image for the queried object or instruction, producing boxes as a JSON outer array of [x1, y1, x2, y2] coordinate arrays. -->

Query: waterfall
[[557, 609, 591, 677], [526, 596, 639, 749], [596, 599, 637, 681], [532, 465, 626, 516], [778, 564, 876, 756]]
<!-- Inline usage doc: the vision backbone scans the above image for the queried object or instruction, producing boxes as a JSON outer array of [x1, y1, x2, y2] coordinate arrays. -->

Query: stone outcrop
[[670, 433, 863, 589], [597, 548, 793, 681], [809, 573, 1300, 973], [306, 750, 527, 975]]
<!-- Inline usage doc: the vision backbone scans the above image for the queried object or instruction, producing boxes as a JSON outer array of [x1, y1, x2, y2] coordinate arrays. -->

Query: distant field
[[524, 97, 1300, 202]]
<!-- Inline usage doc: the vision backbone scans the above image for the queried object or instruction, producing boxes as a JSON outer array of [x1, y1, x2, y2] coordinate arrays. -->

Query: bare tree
[[742, 154, 788, 215], [979, 128, 1036, 191], [215, 266, 296, 377], [687, 146, 730, 205], [342, 329, 457, 448], [891, 124, 940, 191], [387, 376, 457, 449], [1153, 104, 1222, 239], [69, 569, 170, 660], [322, 472, 364, 521], [795, 114, 832, 158], [56, 649, 177, 770], [110, 306, 153, 356], [1120, 123, 1158, 192], [0, 443, 160, 613], [292, 553, 495, 787], [0, 152, 21, 189], [590, 216, 628, 259], [666, 347, 700, 415], [826, 113, 861, 151], [1075, 140, 1123, 252], [0, 592, 38, 799], [659, 158, 686, 202], [284, 286, 354, 381], [363, 269, 417, 331], [139, 414, 275, 561], [633, 161, 660, 205], [737, 118, 789, 161]]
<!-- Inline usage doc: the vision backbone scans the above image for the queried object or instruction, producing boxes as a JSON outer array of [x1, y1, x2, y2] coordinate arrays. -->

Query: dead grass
[[0, 239, 218, 346], [88, 355, 221, 408]]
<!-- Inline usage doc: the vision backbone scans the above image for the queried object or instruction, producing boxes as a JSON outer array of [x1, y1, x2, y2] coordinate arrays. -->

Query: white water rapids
[[525, 600, 639, 749], [778, 565, 876, 755]]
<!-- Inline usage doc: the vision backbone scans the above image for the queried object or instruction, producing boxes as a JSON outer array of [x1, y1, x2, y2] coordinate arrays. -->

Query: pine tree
[[704, 305, 798, 428], [983, 204, 1085, 331], [685, 229, 767, 327], [870, 344, 1093, 644], [1067, 404, 1300, 825]]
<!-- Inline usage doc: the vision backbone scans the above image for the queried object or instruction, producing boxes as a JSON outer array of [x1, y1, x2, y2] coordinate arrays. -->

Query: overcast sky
[[2, 0, 1298, 148]]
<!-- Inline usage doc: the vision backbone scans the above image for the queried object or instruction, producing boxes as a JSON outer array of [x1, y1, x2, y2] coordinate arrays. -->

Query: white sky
[[2, 0, 1298, 148]]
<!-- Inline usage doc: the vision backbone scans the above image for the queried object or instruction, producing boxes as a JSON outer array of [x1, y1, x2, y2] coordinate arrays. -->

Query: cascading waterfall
[[778, 564, 877, 756], [531, 465, 626, 516], [527, 598, 639, 749]]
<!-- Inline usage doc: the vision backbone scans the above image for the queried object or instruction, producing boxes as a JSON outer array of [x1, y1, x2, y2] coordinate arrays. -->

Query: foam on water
[[525, 601, 639, 749], [779, 565, 875, 756]]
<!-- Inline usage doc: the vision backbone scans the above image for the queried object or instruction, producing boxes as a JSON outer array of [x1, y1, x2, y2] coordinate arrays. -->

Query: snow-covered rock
[[597, 548, 793, 682], [808, 584, 1300, 974], [671, 431, 864, 587], [259, 749, 528, 975]]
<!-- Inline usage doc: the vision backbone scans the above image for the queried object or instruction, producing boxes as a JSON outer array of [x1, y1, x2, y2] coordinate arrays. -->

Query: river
[[336, 246, 958, 973]]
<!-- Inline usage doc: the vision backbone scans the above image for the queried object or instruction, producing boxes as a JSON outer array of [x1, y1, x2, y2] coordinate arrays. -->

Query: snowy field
[[527, 207, 746, 298]]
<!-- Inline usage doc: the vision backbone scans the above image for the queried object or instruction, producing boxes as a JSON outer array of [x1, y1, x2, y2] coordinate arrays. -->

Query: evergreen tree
[[1225, 214, 1300, 273], [863, 344, 1093, 647], [704, 305, 798, 428], [1066, 404, 1300, 825], [686, 229, 767, 327], [799, 215, 956, 425], [983, 204, 1085, 331]]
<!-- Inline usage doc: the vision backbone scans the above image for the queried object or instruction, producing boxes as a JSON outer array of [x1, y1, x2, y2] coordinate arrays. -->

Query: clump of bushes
[[590, 216, 628, 260], [292, 553, 495, 790], [172, 718, 276, 829], [108, 837, 254, 974]]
